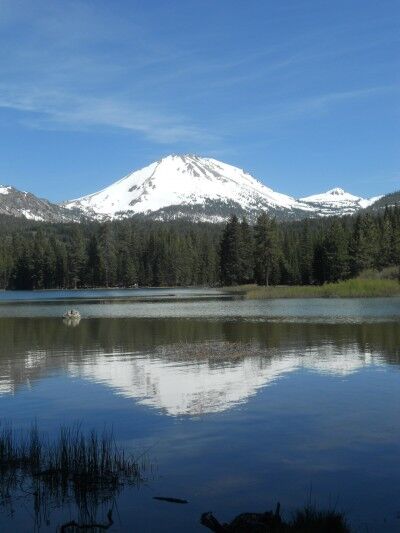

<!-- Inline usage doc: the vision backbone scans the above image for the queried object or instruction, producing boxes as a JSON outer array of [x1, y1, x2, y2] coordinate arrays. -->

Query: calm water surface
[[0, 290, 399, 531]]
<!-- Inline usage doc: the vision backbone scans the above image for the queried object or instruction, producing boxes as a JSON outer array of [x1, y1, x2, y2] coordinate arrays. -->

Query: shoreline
[[0, 280, 399, 300], [224, 279, 400, 299]]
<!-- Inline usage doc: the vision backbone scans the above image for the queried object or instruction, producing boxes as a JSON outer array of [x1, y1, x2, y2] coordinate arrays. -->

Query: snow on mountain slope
[[367, 190, 400, 210], [64, 154, 312, 221], [0, 156, 389, 223], [65, 155, 382, 222], [300, 187, 381, 216], [358, 195, 384, 208], [0, 184, 83, 222]]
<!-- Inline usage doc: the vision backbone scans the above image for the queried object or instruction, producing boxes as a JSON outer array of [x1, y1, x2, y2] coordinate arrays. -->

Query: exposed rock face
[[0, 185, 83, 222]]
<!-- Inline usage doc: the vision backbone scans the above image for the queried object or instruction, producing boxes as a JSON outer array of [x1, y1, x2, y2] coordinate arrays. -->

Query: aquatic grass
[[0, 424, 141, 489], [202, 502, 350, 532], [0, 423, 145, 527], [290, 504, 349, 532], [226, 278, 400, 299]]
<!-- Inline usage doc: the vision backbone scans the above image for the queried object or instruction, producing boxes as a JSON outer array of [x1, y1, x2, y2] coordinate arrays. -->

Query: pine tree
[[98, 224, 117, 287], [350, 214, 379, 274], [31, 230, 47, 289], [0, 236, 13, 289], [68, 226, 86, 288], [254, 212, 279, 286], [116, 225, 138, 287], [13, 249, 34, 289], [53, 240, 68, 288], [299, 222, 314, 284], [86, 234, 101, 287], [323, 219, 350, 282], [220, 215, 242, 285], [312, 242, 327, 285], [239, 218, 254, 284]]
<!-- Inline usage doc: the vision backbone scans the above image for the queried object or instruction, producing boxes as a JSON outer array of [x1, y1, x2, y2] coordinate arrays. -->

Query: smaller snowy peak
[[299, 187, 382, 217], [300, 188, 363, 204], [0, 185, 11, 195]]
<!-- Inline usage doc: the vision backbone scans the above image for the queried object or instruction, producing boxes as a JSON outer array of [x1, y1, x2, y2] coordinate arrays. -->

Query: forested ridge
[[0, 207, 398, 290]]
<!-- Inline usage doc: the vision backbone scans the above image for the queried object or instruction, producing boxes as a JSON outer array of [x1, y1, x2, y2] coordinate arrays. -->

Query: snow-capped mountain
[[64, 155, 381, 222], [300, 188, 381, 217], [0, 184, 83, 222], [1, 155, 389, 223], [64, 154, 312, 222]]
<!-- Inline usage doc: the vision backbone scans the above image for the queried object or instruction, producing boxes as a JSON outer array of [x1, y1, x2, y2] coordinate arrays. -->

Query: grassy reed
[[201, 502, 349, 532], [0, 424, 140, 488], [226, 278, 400, 299], [0, 423, 145, 526], [290, 504, 349, 532], [357, 266, 399, 280]]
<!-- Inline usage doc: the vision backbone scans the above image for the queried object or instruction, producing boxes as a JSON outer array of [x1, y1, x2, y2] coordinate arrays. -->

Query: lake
[[0, 289, 399, 532]]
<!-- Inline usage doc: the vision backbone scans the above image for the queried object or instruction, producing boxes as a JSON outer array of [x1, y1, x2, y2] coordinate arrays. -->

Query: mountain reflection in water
[[0, 318, 398, 416], [0, 302, 400, 532]]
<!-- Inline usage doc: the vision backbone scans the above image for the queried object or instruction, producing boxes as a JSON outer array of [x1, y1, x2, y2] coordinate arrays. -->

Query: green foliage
[[254, 212, 279, 286], [220, 215, 242, 285], [229, 278, 400, 299], [0, 218, 223, 289], [323, 219, 350, 282], [0, 206, 398, 290]]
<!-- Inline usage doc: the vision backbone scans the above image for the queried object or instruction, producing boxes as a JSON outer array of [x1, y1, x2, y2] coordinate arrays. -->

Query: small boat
[[63, 309, 81, 320]]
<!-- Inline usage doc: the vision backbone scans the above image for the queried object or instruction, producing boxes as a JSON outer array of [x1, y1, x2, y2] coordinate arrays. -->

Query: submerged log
[[153, 496, 188, 504]]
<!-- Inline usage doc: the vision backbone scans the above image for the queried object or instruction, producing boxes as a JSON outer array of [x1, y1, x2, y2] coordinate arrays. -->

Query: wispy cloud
[[0, 0, 217, 144], [283, 86, 396, 116], [0, 0, 398, 149], [0, 85, 216, 143]]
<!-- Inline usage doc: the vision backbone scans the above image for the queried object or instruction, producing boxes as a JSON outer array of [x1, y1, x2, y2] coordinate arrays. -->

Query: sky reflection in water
[[0, 293, 399, 531]]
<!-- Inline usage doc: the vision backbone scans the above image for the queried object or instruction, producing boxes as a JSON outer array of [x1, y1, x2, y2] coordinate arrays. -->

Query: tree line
[[0, 206, 398, 290], [0, 218, 220, 290], [219, 208, 400, 285]]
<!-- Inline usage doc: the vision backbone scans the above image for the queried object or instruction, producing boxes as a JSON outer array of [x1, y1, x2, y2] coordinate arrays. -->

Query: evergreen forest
[[0, 207, 398, 290]]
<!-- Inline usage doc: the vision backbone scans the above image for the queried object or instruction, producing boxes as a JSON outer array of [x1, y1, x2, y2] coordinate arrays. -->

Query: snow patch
[[359, 195, 383, 208], [20, 209, 45, 221]]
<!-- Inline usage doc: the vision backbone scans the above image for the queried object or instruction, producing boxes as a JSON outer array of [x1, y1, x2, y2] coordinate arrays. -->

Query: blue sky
[[0, 0, 398, 202]]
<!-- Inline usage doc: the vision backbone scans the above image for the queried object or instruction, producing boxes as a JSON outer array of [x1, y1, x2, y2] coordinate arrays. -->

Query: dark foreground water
[[0, 290, 399, 532]]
